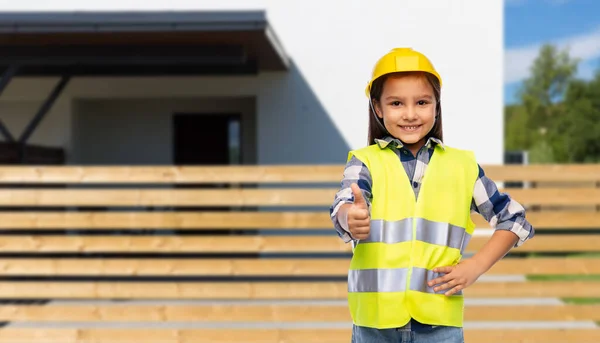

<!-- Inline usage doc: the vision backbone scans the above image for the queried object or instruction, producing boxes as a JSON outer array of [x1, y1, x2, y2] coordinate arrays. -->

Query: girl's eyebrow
[[385, 94, 434, 101]]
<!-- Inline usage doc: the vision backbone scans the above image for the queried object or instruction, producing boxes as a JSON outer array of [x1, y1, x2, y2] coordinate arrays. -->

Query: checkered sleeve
[[470, 164, 534, 247], [330, 156, 373, 243]]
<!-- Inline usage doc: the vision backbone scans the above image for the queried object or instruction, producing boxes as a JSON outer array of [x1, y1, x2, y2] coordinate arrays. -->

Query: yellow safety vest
[[346, 143, 479, 329]]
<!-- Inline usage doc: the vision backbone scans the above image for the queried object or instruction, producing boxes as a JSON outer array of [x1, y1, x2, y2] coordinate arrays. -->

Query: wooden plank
[[0, 328, 348, 343], [0, 189, 336, 207], [465, 281, 600, 298], [0, 328, 599, 343], [468, 234, 600, 253], [506, 188, 600, 206], [0, 164, 599, 183], [465, 305, 600, 321], [0, 188, 598, 206], [464, 329, 600, 343], [0, 281, 599, 299], [0, 212, 333, 229], [0, 257, 598, 276], [0, 165, 345, 184], [473, 211, 600, 229], [488, 257, 600, 275], [0, 234, 596, 253], [482, 164, 600, 182], [0, 258, 350, 276], [0, 236, 350, 253], [0, 282, 348, 299], [0, 211, 598, 229], [0, 304, 350, 322], [1, 304, 598, 322]]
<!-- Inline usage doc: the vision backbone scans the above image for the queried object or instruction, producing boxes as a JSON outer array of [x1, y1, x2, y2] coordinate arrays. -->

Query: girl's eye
[[417, 100, 429, 106], [391, 101, 401, 106]]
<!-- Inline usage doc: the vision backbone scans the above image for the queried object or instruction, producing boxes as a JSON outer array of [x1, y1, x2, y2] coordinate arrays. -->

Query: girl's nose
[[403, 106, 418, 120]]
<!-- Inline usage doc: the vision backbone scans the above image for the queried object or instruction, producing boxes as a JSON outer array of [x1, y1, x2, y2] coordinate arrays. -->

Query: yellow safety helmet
[[365, 47, 442, 98]]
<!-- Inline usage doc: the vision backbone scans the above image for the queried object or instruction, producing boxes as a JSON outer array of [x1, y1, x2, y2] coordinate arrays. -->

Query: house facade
[[0, 0, 503, 166]]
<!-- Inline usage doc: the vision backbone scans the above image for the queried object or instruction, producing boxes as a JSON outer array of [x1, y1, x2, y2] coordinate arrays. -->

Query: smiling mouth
[[399, 125, 422, 132]]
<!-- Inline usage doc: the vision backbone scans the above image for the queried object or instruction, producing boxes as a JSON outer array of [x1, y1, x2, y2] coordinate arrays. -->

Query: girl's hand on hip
[[428, 259, 485, 296]]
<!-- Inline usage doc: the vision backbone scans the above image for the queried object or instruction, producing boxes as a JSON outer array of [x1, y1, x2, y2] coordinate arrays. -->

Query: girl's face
[[374, 73, 437, 151]]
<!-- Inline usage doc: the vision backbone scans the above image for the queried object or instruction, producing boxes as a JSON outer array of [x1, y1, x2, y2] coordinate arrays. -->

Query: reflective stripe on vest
[[360, 218, 472, 252], [348, 267, 463, 295], [346, 143, 478, 329]]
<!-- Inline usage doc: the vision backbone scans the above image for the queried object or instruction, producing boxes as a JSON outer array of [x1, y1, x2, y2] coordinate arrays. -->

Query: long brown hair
[[367, 71, 443, 145]]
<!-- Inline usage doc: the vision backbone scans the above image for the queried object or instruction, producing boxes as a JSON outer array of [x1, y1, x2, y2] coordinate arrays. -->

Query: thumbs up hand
[[347, 183, 371, 240]]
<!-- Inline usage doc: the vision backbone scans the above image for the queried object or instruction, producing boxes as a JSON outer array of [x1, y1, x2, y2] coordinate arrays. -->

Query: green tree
[[505, 44, 600, 163], [520, 45, 578, 161], [504, 104, 531, 151], [520, 44, 579, 110], [555, 70, 600, 162]]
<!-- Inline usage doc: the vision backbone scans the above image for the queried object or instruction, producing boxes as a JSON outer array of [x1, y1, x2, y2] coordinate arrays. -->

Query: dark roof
[[0, 11, 289, 74], [0, 11, 269, 33]]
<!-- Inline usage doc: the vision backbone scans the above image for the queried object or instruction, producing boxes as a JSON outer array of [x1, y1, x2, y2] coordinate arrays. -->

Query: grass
[[527, 275, 600, 281], [562, 298, 600, 305]]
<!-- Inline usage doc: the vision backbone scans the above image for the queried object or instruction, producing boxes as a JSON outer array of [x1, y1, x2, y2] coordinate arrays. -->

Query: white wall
[[0, 0, 504, 164], [0, 73, 349, 165]]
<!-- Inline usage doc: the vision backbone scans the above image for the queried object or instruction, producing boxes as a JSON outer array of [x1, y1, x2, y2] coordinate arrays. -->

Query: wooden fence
[[0, 164, 598, 343]]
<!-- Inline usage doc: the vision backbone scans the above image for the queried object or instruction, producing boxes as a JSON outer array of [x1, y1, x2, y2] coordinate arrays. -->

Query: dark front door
[[172, 112, 250, 241], [172, 113, 240, 165]]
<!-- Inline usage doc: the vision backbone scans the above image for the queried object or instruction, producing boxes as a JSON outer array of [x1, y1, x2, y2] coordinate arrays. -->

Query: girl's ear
[[373, 100, 384, 119]]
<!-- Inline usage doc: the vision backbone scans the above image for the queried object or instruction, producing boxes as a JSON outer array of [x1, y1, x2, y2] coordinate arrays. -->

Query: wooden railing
[[0, 164, 598, 343]]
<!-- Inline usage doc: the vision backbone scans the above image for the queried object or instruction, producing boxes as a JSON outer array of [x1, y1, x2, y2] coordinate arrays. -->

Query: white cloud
[[504, 27, 600, 84], [576, 58, 600, 80]]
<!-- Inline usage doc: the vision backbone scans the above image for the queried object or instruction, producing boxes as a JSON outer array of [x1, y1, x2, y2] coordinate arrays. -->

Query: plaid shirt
[[330, 136, 534, 247]]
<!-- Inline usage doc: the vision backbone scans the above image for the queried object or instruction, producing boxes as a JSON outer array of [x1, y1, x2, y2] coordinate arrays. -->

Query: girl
[[330, 48, 534, 343]]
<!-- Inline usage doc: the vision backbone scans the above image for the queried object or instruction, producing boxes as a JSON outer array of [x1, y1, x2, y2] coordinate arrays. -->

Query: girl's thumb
[[351, 183, 367, 207]]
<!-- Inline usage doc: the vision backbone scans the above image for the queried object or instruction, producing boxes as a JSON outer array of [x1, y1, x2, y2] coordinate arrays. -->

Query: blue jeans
[[351, 324, 464, 343]]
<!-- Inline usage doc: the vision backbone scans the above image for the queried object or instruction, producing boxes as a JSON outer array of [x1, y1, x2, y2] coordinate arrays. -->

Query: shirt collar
[[375, 136, 445, 151]]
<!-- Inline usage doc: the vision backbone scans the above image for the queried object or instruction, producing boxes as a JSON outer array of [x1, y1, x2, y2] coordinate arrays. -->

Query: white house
[[0, 0, 503, 166]]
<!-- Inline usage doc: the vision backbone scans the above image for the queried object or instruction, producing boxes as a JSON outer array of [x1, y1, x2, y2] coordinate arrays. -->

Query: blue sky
[[504, 0, 600, 104]]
